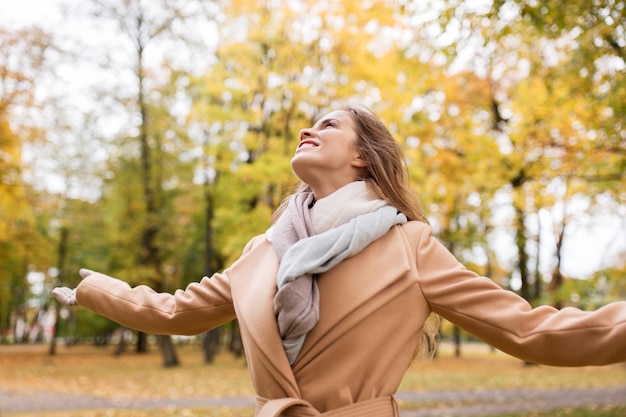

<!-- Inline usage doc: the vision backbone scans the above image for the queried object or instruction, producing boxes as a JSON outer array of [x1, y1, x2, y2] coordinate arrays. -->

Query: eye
[[324, 121, 337, 129]]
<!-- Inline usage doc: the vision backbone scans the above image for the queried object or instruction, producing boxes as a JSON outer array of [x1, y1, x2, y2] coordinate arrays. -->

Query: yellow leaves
[[0, 119, 36, 245], [0, 345, 255, 399]]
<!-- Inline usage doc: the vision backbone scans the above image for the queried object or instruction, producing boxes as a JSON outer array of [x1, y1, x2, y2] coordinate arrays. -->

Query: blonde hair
[[344, 103, 428, 223]]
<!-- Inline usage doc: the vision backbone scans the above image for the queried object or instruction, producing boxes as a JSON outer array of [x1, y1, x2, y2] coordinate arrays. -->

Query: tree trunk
[[229, 320, 244, 358], [135, 331, 148, 353], [550, 267, 564, 309], [49, 226, 69, 356], [157, 335, 179, 367], [452, 326, 461, 358], [48, 305, 59, 355], [114, 330, 126, 356], [514, 205, 532, 301], [534, 212, 543, 301], [512, 186, 539, 366], [549, 224, 566, 309], [549, 190, 569, 309], [201, 134, 223, 363], [202, 328, 221, 363], [135, 37, 177, 366]]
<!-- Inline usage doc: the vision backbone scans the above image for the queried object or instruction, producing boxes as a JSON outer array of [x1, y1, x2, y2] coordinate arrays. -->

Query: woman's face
[[291, 110, 366, 198]]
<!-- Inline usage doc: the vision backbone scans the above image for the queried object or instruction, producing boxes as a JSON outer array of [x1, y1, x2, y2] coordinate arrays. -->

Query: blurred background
[[0, 0, 624, 364]]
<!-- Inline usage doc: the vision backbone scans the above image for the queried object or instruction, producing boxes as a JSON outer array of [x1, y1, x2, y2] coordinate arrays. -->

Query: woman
[[53, 103, 626, 417]]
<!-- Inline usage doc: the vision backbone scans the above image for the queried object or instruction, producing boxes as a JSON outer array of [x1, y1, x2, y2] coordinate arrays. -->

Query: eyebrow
[[315, 118, 341, 128]]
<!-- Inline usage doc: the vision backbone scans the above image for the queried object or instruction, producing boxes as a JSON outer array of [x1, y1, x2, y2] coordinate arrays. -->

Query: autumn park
[[1, 0, 625, 416]]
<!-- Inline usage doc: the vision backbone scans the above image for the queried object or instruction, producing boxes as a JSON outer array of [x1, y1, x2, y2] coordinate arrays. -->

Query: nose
[[299, 128, 313, 140]]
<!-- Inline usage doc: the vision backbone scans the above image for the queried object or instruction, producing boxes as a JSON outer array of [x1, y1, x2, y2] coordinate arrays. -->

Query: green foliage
[[591, 261, 626, 301], [65, 309, 119, 339], [0, 121, 53, 337]]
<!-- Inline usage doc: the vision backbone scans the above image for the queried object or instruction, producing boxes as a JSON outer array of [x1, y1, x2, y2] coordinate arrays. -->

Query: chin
[[291, 157, 313, 183]]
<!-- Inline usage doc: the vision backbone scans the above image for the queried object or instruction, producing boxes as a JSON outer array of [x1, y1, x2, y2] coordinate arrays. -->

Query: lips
[[297, 139, 319, 151]]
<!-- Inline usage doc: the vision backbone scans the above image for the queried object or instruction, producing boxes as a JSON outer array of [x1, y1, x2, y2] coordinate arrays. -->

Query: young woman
[[53, 103, 626, 417]]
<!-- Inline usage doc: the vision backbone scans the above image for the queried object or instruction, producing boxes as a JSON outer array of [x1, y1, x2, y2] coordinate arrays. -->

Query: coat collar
[[227, 236, 302, 398]]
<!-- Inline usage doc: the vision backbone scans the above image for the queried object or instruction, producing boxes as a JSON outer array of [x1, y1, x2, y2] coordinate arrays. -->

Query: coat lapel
[[227, 236, 302, 398]]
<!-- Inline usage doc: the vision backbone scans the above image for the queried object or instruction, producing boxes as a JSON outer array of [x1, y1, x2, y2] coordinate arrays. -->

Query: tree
[[76, 0, 215, 366], [0, 25, 56, 342], [405, 0, 625, 307], [505, 0, 623, 296]]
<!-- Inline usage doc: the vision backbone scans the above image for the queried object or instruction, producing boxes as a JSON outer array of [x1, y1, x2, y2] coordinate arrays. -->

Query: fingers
[[79, 268, 94, 278], [52, 287, 77, 306], [51, 268, 94, 306], [52, 287, 68, 298]]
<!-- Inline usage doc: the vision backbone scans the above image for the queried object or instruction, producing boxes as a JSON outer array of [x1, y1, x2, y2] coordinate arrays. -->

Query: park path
[[2, 386, 626, 416], [396, 386, 626, 416]]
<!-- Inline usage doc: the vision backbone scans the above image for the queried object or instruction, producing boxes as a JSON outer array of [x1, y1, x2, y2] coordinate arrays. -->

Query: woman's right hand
[[52, 287, 77, 306], [51, 268, 95, 306]]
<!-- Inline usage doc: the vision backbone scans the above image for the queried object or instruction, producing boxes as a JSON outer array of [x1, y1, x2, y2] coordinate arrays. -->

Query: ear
[[351, 154, 367, 168]]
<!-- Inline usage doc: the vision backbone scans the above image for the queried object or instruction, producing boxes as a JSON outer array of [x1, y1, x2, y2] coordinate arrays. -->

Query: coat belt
[[256, 395, 399, 417]]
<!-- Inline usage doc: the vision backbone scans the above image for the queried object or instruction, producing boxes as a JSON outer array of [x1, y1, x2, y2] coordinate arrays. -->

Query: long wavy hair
[[272, 102, 439, 358]]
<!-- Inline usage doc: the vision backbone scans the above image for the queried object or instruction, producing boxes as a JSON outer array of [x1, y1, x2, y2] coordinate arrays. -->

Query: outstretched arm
[[410, 223, 626, 367], [54, 268, 236, 336]]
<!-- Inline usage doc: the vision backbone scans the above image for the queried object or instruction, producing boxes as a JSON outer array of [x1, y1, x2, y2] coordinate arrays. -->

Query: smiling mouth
[[297, 140, 319, 151]]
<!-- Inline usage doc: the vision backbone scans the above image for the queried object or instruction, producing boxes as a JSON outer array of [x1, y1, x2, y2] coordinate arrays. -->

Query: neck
[[308, 179, 357, 200]]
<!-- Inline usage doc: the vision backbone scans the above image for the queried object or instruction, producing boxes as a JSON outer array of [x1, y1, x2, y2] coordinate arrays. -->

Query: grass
[[1, 341, 625, 417], [401, 342, 626, 391], [0, 344, 254, 399]]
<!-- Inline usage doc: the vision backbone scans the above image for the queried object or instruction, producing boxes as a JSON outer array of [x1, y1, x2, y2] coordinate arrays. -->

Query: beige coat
[[76, 221, 626, 416]]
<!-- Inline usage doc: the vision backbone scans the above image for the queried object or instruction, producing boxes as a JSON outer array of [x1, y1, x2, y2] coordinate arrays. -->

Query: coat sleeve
[[75, 236, 263, 336], [411, 223, 626, 366]]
